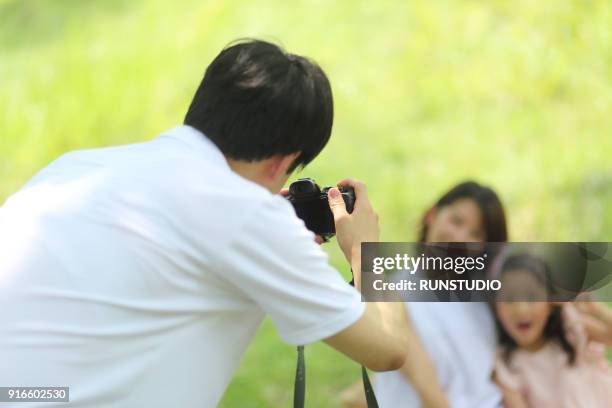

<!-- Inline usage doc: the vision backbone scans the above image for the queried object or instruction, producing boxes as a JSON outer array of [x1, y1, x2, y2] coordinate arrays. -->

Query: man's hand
[[327, 179, 379, 288]]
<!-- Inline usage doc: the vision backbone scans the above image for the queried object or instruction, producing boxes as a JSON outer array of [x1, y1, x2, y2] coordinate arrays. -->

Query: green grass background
[[1, 0, 611, 406]]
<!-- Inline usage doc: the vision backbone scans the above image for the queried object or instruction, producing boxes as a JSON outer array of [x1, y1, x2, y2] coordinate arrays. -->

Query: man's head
[[184, 39, 334, 192]]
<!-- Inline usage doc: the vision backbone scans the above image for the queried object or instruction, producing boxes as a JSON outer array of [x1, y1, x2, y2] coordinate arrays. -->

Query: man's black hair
[[184, 39, 334, 173]]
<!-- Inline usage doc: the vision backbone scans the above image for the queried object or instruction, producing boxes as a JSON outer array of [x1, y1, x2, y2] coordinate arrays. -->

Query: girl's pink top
[[495, 303, 612, 408]]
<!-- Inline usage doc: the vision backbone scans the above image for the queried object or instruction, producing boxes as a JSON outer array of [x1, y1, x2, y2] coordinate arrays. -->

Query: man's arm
[[325, 279, 451, 402], [324, 298, 410, 371], [321, 180, 410, 372], [323, 180, 450, 408], [322, 181, 449, 405]]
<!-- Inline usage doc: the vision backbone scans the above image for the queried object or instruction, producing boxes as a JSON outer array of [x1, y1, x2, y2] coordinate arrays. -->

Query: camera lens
[[289, 178, 320, 197]]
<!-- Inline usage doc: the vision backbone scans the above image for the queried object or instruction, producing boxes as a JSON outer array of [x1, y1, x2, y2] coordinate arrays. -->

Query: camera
[[286, 178, 355, 238]]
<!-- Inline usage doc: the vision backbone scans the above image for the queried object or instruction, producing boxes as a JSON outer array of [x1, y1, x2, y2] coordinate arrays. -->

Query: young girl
[[494, 254, 612, 408]]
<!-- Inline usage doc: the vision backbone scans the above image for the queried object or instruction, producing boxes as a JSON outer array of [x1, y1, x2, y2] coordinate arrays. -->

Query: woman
[[342, 180, 508, 408]]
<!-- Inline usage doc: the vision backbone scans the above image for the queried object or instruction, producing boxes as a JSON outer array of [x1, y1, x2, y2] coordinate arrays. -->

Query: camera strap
[[293, 276, 379, 408], [293, 347, 379, 408], [293, 345, 306, 408]]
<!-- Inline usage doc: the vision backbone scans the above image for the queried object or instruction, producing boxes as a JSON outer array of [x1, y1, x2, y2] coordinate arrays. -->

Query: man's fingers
[[337, 178, 367, 196], [337, 178, 369, 209], [279, 188, 290, 197], [327, 187, 348, 220], [338, 178, 368, 200]]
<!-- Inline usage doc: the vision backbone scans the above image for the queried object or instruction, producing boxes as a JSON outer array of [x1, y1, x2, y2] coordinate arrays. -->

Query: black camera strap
[[361, 365, 379, 407], [293, 345, 306, 408], [293, 347, 378, 408], [293, 277, 379, 408]]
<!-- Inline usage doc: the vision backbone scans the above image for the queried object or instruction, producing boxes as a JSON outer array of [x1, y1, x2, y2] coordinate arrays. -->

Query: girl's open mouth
[[516, 321, 532, 332]]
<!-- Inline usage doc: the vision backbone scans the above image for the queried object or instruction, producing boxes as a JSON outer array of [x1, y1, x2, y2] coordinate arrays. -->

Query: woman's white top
[[374, 302, 502, 408]]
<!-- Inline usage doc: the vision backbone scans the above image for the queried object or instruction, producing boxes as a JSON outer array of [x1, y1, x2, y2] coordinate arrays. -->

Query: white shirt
[[0, 125, 365, 407], [374, 302, 502, 408]]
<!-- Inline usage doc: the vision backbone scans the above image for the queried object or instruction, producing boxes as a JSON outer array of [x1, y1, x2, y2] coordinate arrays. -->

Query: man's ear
[[267, 152, 300, 180]]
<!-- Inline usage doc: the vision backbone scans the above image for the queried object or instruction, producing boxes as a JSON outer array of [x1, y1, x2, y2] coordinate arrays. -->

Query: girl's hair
[[496, 254, 576, 365], [418, 181, 508, 243]]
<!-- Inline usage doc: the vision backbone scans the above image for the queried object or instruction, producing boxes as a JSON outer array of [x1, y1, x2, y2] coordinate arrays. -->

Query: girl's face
[[426, 198, 485, 243], [495, 269, 552, 351]]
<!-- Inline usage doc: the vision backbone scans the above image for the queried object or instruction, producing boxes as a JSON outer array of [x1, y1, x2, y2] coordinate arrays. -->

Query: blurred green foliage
[[1, 0, 611, 406]]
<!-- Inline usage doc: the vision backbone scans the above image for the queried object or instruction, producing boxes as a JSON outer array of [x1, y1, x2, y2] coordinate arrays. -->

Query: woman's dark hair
[[419, 180, 508, 242], [184, 39, 333, 173], [496, 254, 576, 365]]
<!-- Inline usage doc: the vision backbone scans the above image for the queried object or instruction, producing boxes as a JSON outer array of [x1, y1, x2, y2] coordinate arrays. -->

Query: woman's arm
[[397, 310, 450, 408], [575, 302, 612, 346]]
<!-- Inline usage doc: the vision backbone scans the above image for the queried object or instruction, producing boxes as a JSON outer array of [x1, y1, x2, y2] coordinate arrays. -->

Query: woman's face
[[425, 198, 485, 243]]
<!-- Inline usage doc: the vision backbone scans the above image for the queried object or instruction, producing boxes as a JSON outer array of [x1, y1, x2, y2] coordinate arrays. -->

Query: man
[[0, 40, 412, 407]]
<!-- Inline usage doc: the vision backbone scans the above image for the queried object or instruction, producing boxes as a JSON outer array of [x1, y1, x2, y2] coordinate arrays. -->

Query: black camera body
[[286, 178, 355, 238]]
